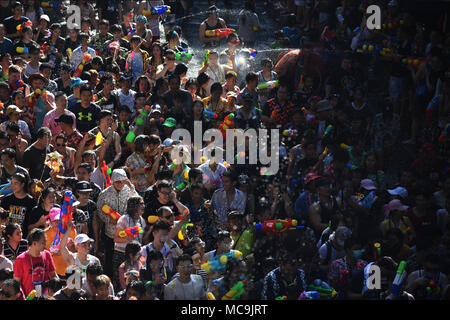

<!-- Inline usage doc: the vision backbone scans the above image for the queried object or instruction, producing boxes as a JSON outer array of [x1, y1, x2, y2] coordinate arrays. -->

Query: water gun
[[401, 56, 427, 69], [16, 21, 32, 32], [50, 191, 74, 253], [323, 125, 333, 137], [102, 205, 121, 221], [298, 291, 320, 300], [275, 296, 287, 300], [391, 261, 407, 298], [206, 292, 216, 300], [175, 51, 193, 62], [142, 5, 171, 16], [340, 143, 352, 151], [247, 48, 257, 59], [356, 43, 383, 55], [125, 29, 135, 41], [257, 80, 279, 90], [426, 279, 441, 298], [119, 226, 144, 238], [222, 279, 246, 300], [11, 79, 25, 91], [203, 108, 218, 121], [41, 1, 63, 9], [0, 182, 13, 196], [307, 284, 338, 299], [73, 54, 92, 78], [254, 219, 304, 234], [147, 215, 159, 224], [373, 242, 381, 261], [26, 290, 37, 300], [202, 50, 210, 68], [201, 251, 243, 274], [359, 191, 377, 209], [101, 160, 112, 188], [219, 113, 235, 133], [66, 48, 72, 59], [41, 42, 56, 54], [178, 222, 194, 241], [426, 95, 440, 125], [45, 151, 64, 173], [135, 105, 151, 126], [205, 28, 235, 38], [320, 26, 335, 43], [282, 129, 299, 137], [16, 47, 29, 54]]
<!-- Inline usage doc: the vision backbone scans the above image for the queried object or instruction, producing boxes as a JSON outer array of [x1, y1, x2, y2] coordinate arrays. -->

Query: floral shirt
[[211, 188, 246, 225], [96, 184, 139, 239], [328, 258, 368, 297], [126, 152, 148, 193], [262, 267, 307, 300]]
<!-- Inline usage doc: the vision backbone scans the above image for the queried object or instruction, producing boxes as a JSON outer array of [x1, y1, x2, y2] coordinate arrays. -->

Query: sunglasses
[[56, 143, 66, 147]]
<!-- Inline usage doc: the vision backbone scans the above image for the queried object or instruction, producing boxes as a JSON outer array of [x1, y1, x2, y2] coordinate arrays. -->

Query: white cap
[[111, 169, 127, 183], [74, 234, 94, 245], [40, 15, 50, 22], [387, 186, 408, 199]]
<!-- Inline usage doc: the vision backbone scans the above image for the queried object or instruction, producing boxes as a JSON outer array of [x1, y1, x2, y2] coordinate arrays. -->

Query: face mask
[[353, 249, 365, 259]]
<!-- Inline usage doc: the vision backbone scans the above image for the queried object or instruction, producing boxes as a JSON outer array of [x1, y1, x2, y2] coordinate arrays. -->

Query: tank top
[[205, 20, 223, 47]]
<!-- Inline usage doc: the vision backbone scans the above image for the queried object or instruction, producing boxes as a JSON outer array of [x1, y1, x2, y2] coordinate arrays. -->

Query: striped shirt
[[3, 239, 28, 264]]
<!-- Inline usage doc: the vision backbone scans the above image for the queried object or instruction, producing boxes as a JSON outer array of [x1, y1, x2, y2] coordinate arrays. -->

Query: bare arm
[[60, 221, 76, 266]]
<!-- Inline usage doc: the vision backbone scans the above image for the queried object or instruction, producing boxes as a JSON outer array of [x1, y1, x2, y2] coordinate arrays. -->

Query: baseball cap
[[76, 181, 93, 193], [49, 207, 61, 222], [150, 104, 162, 115], [111, 169, 127, 183], [55, 114, 74, 126], [163, 117, 177, 128], [361, 179, 376, 191], [6, 105, 24, 116], [384, 199, 408, 216], [74, 233, 94, 245], [387, 187, 408, 199], [70, 77, 87, 89]]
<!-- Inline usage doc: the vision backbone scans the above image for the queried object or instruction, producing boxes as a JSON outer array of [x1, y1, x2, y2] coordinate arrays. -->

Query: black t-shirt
[[143, 197, 178, 222], [1, 193, 36, 238], [77, 200, 97, 240], [3, 16, 30, 41], [22, 144, 55, 180], [0, 165, 29, 185], [55, 77, 73, 96], [28, 205, 50, 231], [68, 102, 102, 134]]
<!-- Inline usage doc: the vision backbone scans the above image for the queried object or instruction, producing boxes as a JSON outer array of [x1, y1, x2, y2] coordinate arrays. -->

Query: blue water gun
[[0, 182, 13, 196], [203, 108, 218, 121], [51, 190, 74, 252], [201, 251, 243, 273]]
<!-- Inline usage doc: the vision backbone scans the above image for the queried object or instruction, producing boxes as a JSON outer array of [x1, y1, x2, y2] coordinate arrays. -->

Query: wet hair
[[174, 63, 188, 77], [94, 274, 111, 288], [210, 82, 223, 94], [126, 280, 145, 298], [175, 254, 192, 267], [11, 172, 29, 194], [197, 72, 210, 86], [27, 228, 45, 245], [86, 263, 103, 276], [126, 196, 144, 218]]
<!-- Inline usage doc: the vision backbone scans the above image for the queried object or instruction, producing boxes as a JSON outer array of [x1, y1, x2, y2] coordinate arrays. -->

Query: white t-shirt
[[24, 62, 41, 79], [140, 240, 181, 272], [73, 253, 101, 278], [164, 274, 206, 300], [0, 256, 13, 270], [114, 214, 146, 253]]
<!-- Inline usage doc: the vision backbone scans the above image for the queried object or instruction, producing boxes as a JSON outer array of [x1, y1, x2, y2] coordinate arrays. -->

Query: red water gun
[[51, 190, 74, 252], [73, 54, 92, 78], [254, 218, 304, 234], [102, 205, 121, 221], [16, 21, 32, 31], [205, 28, 235, 38], [402, 56, 427, 69], [119, 226, 143, 238], [219, 113, 235, 136], [101, 161, 112, 188]]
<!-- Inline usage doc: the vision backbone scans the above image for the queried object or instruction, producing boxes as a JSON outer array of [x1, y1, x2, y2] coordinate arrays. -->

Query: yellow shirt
[[45, 226, 77, 276], [202, 96, 228, 114]]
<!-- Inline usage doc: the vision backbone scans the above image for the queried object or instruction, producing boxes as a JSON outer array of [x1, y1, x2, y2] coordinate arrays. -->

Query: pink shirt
[[42, 109, 77, 136]]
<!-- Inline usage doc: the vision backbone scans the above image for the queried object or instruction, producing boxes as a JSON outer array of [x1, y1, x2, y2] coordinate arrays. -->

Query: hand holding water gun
[[222, 279, 246, 300], [257, 79, 279, 90], [119, 226, 143, 238], [73, 54, 91, 78], [254, 219, 304, 234], [307, 283, 338, 299], [391, 261, 407, 298], [202, 50, 210, 68], [323, 124, 333, 137], [102, 205, 121, 221], [205, 28, 235, 38], [282, 129, 298, 137], [206, 292, 216, 300]]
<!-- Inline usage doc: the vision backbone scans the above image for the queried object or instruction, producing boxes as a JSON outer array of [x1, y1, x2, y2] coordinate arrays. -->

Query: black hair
[[134, 135, 149, 154], [157, 180, 172, 190], [188, 168, 203, 182], [86, 263, 103, 276], [11, 172, 29, 194], [155, 169, 173, 181], [245, 72, 258, 83], [3, 223, 21, 240], [38, 187, 56, 207], [44, 278, 63, 293], [221, 170, 238, 183], [126, 196, 144, 219], [5, 122, 19, 133], [174, 63, 188, 76], [125, 241, 142, 262], [0, 268, 13, 282], [217, 230, 231, 243], [126, 280, 145, 298], [175, 253, 192, 267], [1, 148, 16, 159], [27, 228, 45, 245], [152, 220, 171, 233], [77, 162, 93, 174], [54, 91, 67, 101], [2, 278, 20, 295], [210, 82, 223, 94], [36, 127, 51, 139], [197, 72, 210, 86], [147, 250, 163, 263], [79, 84, 92, 95], [190, 182, 205, 193]]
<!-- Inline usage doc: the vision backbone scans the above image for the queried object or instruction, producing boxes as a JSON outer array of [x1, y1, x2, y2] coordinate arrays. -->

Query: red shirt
[[13, 250, 56, 296], [405, 208, 437, 236]]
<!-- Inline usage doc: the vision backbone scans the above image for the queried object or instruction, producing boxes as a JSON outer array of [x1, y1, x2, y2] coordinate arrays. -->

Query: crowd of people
[[0, 0, 449, 301]]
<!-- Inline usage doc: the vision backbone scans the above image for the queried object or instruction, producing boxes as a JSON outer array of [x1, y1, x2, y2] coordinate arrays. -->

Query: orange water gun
[[102, 205, 121, 221], [205, 28, 235, 38], [16, 21, 32, 32], [73, 54, 91, 78]]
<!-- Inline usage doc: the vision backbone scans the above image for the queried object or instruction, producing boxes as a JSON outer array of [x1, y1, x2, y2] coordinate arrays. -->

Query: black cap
[[55, 114, 74, 125], [76, 181, 93, 192]]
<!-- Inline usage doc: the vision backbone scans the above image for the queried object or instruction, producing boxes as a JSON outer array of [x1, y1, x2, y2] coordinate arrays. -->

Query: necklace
[[76, 254, 89, 277]]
